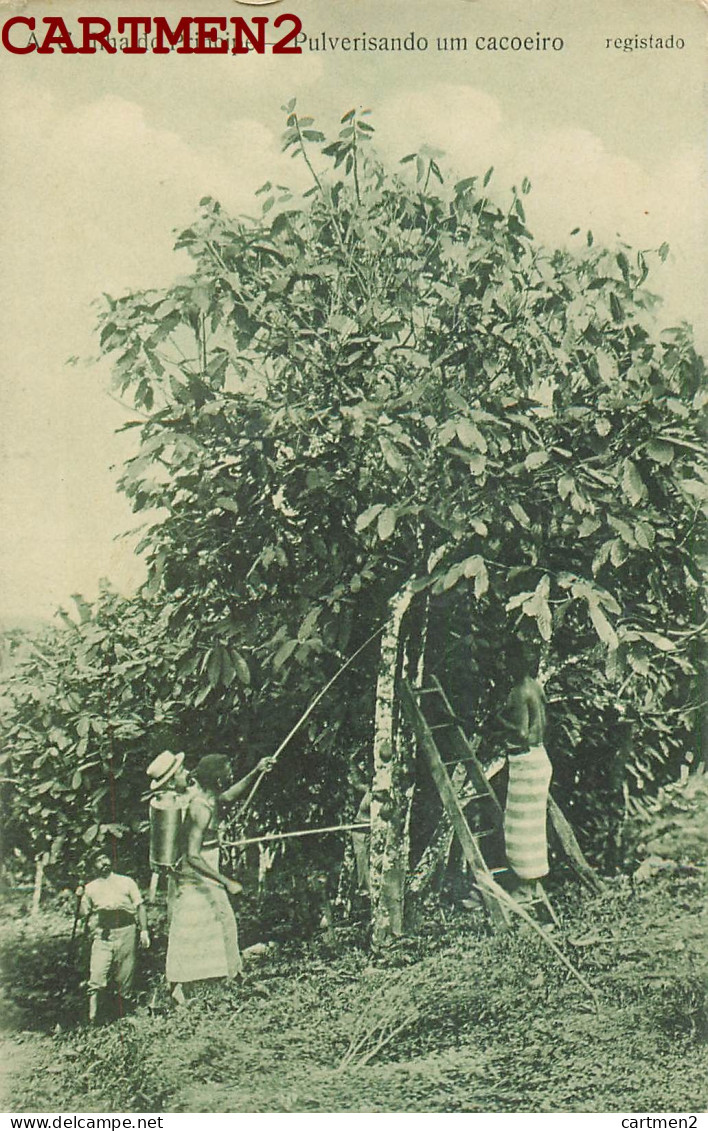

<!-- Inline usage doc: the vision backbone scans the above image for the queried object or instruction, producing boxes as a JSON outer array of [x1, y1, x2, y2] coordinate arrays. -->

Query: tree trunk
[[31, 856, 44, 917], [369, 547, 453, 944], [335, 829, 357, 916], [369, 582, 416, 946]]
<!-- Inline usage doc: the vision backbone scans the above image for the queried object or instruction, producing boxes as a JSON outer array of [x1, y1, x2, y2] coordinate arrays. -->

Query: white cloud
[[0, 64, 704, 618], [0, 78, 296, 618], [375, 85, 506, 167], [375, 83, 705, 334]]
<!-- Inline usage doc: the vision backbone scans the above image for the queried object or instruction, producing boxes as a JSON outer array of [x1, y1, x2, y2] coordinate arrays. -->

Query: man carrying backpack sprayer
[[145, 750, 193, 906]]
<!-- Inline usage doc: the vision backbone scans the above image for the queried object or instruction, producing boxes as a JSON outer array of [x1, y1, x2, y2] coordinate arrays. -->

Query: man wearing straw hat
[[145, 750, 193, 904], [146, 749, 190, 800]]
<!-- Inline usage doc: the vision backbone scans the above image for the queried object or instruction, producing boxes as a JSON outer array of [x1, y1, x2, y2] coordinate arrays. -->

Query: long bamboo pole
[[238, 624, 386, 818], [222, 821, 370, 848], [474, 873, 600, 1011]]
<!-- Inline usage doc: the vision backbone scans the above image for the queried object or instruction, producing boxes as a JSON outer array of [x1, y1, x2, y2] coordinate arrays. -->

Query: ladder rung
[[474, 828, 498, 839], [490, 867, 509, 875], [441, 756, 482, 765], [429, 722, 455, 731], [511, 895, 550, 909], [459, 791, 490, 802], [416, 687, 441, 696]]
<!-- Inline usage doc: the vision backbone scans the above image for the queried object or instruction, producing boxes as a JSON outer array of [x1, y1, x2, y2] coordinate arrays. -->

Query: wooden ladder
[[400, 675, 560, 929]]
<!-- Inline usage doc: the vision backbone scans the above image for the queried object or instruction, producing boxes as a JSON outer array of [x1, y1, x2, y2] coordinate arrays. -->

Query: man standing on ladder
[[499, 641, 553, 901]]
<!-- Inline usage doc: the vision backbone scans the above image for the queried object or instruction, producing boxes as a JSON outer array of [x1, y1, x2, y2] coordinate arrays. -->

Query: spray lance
[[236, 623, 386, 825]]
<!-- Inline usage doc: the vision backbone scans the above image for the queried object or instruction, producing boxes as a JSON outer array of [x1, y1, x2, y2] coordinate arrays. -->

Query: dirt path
[[0, 987, 59, 1112], [0, 1032, 48, 1110]]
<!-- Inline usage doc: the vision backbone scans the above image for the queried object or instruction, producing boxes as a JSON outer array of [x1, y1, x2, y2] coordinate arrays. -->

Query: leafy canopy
[[2, 103, 705, 879]]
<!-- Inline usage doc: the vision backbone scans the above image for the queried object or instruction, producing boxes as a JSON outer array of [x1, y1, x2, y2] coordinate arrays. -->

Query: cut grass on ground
[[1, 871, 705, 1113]]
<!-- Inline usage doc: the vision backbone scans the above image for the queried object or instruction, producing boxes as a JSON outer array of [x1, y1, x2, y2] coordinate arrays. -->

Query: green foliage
[[0, 904, 85, 1029], [624, 768, 708, 866], [0, 589, 192, 878], [2, 102, 705, 881], [96, 103, 704, 860]]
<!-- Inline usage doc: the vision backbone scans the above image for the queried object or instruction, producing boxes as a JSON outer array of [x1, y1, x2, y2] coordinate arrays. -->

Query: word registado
[[605, 34, 685, 51]]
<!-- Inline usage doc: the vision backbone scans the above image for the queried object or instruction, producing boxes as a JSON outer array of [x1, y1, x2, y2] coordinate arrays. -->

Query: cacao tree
[[2, 104, 704, 937], [96, 103, 706, 938], [1, 589, 191, 881]]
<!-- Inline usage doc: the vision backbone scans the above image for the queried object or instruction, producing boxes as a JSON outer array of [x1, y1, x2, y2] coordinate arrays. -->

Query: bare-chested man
[[499, 643, 553, 897]]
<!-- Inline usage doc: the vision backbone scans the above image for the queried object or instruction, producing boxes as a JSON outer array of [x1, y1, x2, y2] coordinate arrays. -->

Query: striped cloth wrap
[[504, 743, 553, 881]]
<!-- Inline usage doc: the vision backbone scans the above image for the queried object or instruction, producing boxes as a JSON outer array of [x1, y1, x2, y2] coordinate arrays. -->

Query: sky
[[0, 0, 705, 621]]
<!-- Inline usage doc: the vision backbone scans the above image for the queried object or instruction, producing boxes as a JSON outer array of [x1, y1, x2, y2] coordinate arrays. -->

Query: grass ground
[[2, 773, 706, 1112], [1, 866, 705, 1113]]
